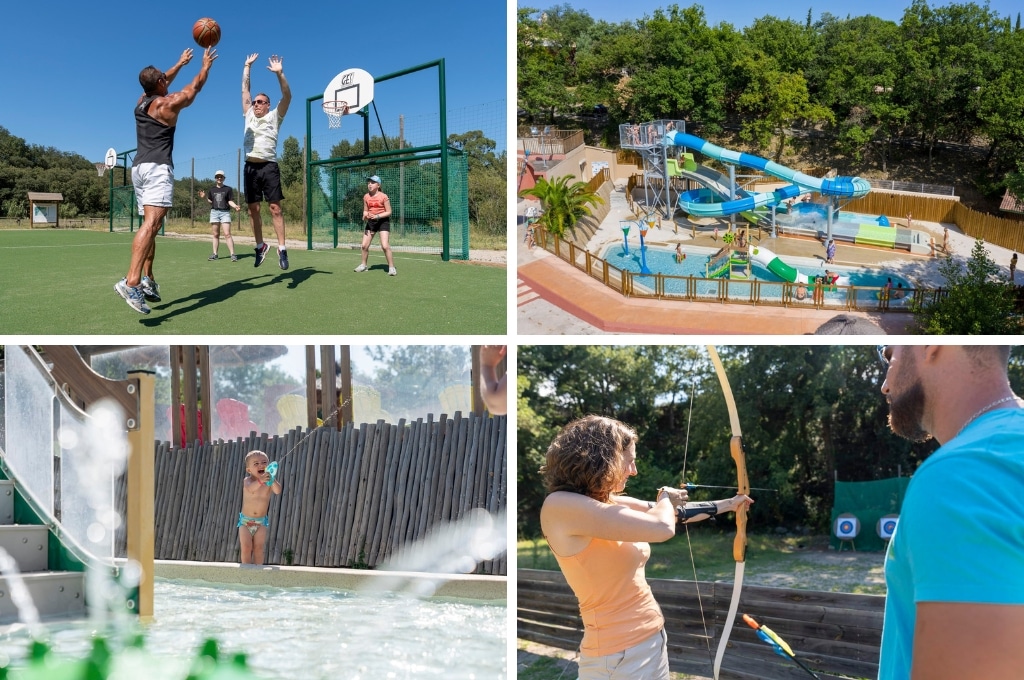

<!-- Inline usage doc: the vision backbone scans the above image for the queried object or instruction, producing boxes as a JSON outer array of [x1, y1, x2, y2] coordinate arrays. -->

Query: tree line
[[517, 345, 1024, 538], [0, 126, 505, 235], [518, 1, 1024, 199]]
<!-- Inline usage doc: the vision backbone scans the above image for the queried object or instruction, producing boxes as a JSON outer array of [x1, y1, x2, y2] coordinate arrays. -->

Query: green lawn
[[0, 230, 506, 334], [519, 532, 886, 595]]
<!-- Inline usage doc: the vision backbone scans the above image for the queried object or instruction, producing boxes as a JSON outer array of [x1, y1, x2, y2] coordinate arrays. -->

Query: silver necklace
[[956, 395, 1020, 438]]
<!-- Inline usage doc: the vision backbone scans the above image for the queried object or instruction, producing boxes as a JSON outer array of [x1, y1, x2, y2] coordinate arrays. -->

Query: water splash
[[0, 545, 41, 633], [367, 508, 507, 597]]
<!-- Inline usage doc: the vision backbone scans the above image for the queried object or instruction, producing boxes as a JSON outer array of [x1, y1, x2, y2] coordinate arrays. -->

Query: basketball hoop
[[94, 163, 108, 177], [323, 100, 349, 129]]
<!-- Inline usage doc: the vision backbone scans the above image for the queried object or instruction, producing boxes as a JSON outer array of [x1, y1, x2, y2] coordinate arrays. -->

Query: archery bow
[[707, 346, 749, 680], [743, 614, 821, 679]]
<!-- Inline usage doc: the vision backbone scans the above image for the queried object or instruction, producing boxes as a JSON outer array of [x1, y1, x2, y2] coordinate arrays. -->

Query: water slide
[[748, 244, 848, 286], [664, 131, 871, 218]]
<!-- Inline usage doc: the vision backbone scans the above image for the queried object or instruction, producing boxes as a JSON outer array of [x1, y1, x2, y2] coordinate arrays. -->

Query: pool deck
[[154, 560, 507, 602], [518, 180, 1019, 335]]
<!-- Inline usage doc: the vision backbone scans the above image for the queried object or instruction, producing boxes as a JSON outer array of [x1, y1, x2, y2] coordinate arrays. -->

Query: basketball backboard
[[104, 147, 117, 170], [322, 68, 374, 114]]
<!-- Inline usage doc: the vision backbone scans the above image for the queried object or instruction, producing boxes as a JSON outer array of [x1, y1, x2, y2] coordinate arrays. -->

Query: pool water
[[603, 245, 907, 286], [0, 579, 507, 679]]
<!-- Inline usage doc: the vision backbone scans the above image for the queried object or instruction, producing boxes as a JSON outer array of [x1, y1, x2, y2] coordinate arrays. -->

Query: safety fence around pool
[[534, 229, 941, 313], [113, 413, 507, 575]]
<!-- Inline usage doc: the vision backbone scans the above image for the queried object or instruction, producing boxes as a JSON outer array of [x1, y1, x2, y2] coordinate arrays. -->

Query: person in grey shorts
[[199, 170, 241, 261]]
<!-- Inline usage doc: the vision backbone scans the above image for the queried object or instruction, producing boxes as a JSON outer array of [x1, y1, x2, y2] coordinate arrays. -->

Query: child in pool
[[238, 450, 282, 564]]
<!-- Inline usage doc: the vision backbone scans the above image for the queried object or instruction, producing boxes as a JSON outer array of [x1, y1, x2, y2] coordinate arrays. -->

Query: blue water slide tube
[[664, 131, 871, 199], [678, 184, 802, 217]]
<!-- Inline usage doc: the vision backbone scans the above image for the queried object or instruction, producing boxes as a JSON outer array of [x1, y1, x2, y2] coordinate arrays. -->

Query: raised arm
[[165, 47, 217, 114], [542, 491, 678, 546], [242, 52, 258, 115], [268, 55, 291, 119], [163, 49, 194, 87]]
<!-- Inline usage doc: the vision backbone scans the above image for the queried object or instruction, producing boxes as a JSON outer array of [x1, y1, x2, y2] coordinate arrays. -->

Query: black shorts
[[365, 217, 390, 234], [244, 161, 284, 204]]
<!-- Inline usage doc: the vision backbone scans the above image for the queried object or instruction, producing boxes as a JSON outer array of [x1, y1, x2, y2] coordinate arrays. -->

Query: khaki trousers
[[577, 629, 669, 680]]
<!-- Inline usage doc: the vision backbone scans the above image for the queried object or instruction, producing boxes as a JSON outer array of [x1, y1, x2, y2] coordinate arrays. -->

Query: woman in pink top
[[541, 415, 751, 680]]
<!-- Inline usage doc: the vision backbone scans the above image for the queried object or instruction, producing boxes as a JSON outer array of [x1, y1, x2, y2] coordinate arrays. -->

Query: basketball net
[[323, 100, 350, 129]]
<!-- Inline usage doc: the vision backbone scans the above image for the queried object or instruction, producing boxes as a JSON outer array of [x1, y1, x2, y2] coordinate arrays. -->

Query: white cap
[[214, 170, 226, 178]]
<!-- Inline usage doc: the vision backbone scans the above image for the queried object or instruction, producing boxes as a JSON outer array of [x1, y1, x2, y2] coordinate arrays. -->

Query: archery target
[[834, 513, 860, 539], [877, 514, 899, 540]]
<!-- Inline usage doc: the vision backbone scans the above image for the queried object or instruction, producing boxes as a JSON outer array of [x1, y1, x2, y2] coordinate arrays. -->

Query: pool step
[[0, 571, 85, 623], [0, 480, 87, 623]]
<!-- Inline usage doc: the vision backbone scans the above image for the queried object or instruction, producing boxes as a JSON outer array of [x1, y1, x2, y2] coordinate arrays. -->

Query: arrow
[[684, 481, 770, 491], [743, 614, 821, 679]]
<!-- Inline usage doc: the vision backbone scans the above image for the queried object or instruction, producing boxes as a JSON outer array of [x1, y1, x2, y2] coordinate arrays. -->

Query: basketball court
[[0, 229, 505, 334]]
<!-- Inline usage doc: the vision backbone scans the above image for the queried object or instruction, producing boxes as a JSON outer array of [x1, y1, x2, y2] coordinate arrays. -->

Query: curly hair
[[541, 415, 638, 503]]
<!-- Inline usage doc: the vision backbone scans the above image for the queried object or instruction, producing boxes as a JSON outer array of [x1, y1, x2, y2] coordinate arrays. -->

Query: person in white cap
[[198, 170, 242, 261], [354, 174, 396, 276]]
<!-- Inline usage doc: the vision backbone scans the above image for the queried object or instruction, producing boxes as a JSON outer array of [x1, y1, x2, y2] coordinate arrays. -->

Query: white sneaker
[[354, 264, 367, 272], [140, 276, 161, 302], [388, 267, 397, 276], [114, 278, 151, 314]]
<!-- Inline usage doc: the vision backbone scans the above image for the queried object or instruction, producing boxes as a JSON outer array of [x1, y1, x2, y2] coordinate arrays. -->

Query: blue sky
[[520, 0, 1021, 29], [0, 1, 507, 168]]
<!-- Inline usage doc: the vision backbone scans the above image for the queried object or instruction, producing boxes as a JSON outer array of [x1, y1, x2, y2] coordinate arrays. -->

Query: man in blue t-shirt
[[877, 345, 1024, 679]]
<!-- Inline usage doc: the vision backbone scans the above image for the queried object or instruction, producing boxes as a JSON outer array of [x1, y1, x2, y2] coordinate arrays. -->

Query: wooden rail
[[114, 413, 507, 575], [519, 568, 883, 680], [532, 228, 934, 314]]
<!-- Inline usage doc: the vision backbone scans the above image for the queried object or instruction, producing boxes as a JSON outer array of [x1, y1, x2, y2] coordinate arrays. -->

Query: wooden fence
[[518, 568, 883, 680], [114, 413, 507, 575], [532, 227, 940, 314], [845, 192, 1024, 253]]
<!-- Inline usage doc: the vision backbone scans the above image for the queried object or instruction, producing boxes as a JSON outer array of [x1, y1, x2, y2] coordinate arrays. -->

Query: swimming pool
[[0, 579, 507, 679], [599, 243, 912, 305]]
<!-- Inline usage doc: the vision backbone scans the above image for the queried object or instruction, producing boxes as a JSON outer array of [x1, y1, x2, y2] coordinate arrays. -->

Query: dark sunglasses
[[877, 345, 892, 367]]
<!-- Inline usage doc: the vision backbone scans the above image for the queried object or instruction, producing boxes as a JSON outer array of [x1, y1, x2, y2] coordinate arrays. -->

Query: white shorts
[[577, 629, 669, 680], [210, 209, 232, 224], [132, 163, 174, 215]]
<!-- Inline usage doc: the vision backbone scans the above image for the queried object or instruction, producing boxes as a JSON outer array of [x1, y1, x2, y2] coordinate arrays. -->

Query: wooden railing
[[114, 414, 508, 575], [532, 228, 939, 314], [585, 168, 609, 195], [518, 129, 585, 157], [519, 568, 882, 680]]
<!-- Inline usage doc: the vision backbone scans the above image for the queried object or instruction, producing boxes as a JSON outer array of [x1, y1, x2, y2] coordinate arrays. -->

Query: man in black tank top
[[114, 47, 218, 314]]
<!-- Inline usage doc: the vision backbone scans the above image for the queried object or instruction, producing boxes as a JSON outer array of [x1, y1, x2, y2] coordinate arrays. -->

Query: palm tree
[[519, 174, 604, 239]]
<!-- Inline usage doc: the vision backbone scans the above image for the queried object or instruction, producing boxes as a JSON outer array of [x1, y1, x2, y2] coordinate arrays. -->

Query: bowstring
[[681, 351, 715, 669]]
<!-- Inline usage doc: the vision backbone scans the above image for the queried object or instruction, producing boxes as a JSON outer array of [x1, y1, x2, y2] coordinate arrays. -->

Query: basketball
[[192, 18, 221, 49]]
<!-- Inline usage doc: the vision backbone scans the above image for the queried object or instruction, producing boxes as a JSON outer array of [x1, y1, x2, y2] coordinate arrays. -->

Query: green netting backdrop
[[109, 184, 137, 232], [308, 151, 469, 258], [829, 476, 910, 552]]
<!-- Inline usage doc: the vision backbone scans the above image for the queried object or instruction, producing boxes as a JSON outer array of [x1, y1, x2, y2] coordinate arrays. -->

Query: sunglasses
[[253, 100, 270, 105], [877, 345, 892, 367]]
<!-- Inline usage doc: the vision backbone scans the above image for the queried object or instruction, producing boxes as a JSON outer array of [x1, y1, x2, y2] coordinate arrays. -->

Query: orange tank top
[[364, 191, 388, 217], [552, 537, 664, 656]]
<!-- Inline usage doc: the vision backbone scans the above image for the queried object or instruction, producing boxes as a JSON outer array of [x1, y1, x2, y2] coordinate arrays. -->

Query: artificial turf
[[0, 230, 506, 334]]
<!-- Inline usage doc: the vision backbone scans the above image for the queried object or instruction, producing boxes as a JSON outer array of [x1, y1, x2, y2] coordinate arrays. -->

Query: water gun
[[265, 462, 278, 487]]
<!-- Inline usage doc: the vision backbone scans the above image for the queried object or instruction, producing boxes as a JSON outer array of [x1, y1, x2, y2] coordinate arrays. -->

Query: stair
[[0, 479, 87, 623]]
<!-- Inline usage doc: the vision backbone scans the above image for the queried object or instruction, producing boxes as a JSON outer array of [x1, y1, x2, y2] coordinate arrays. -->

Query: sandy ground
[[517, 180, 1017, 334]]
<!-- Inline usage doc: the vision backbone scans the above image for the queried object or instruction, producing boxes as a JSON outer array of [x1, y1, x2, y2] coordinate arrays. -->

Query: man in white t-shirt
[[242, 53, 291, 270]]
